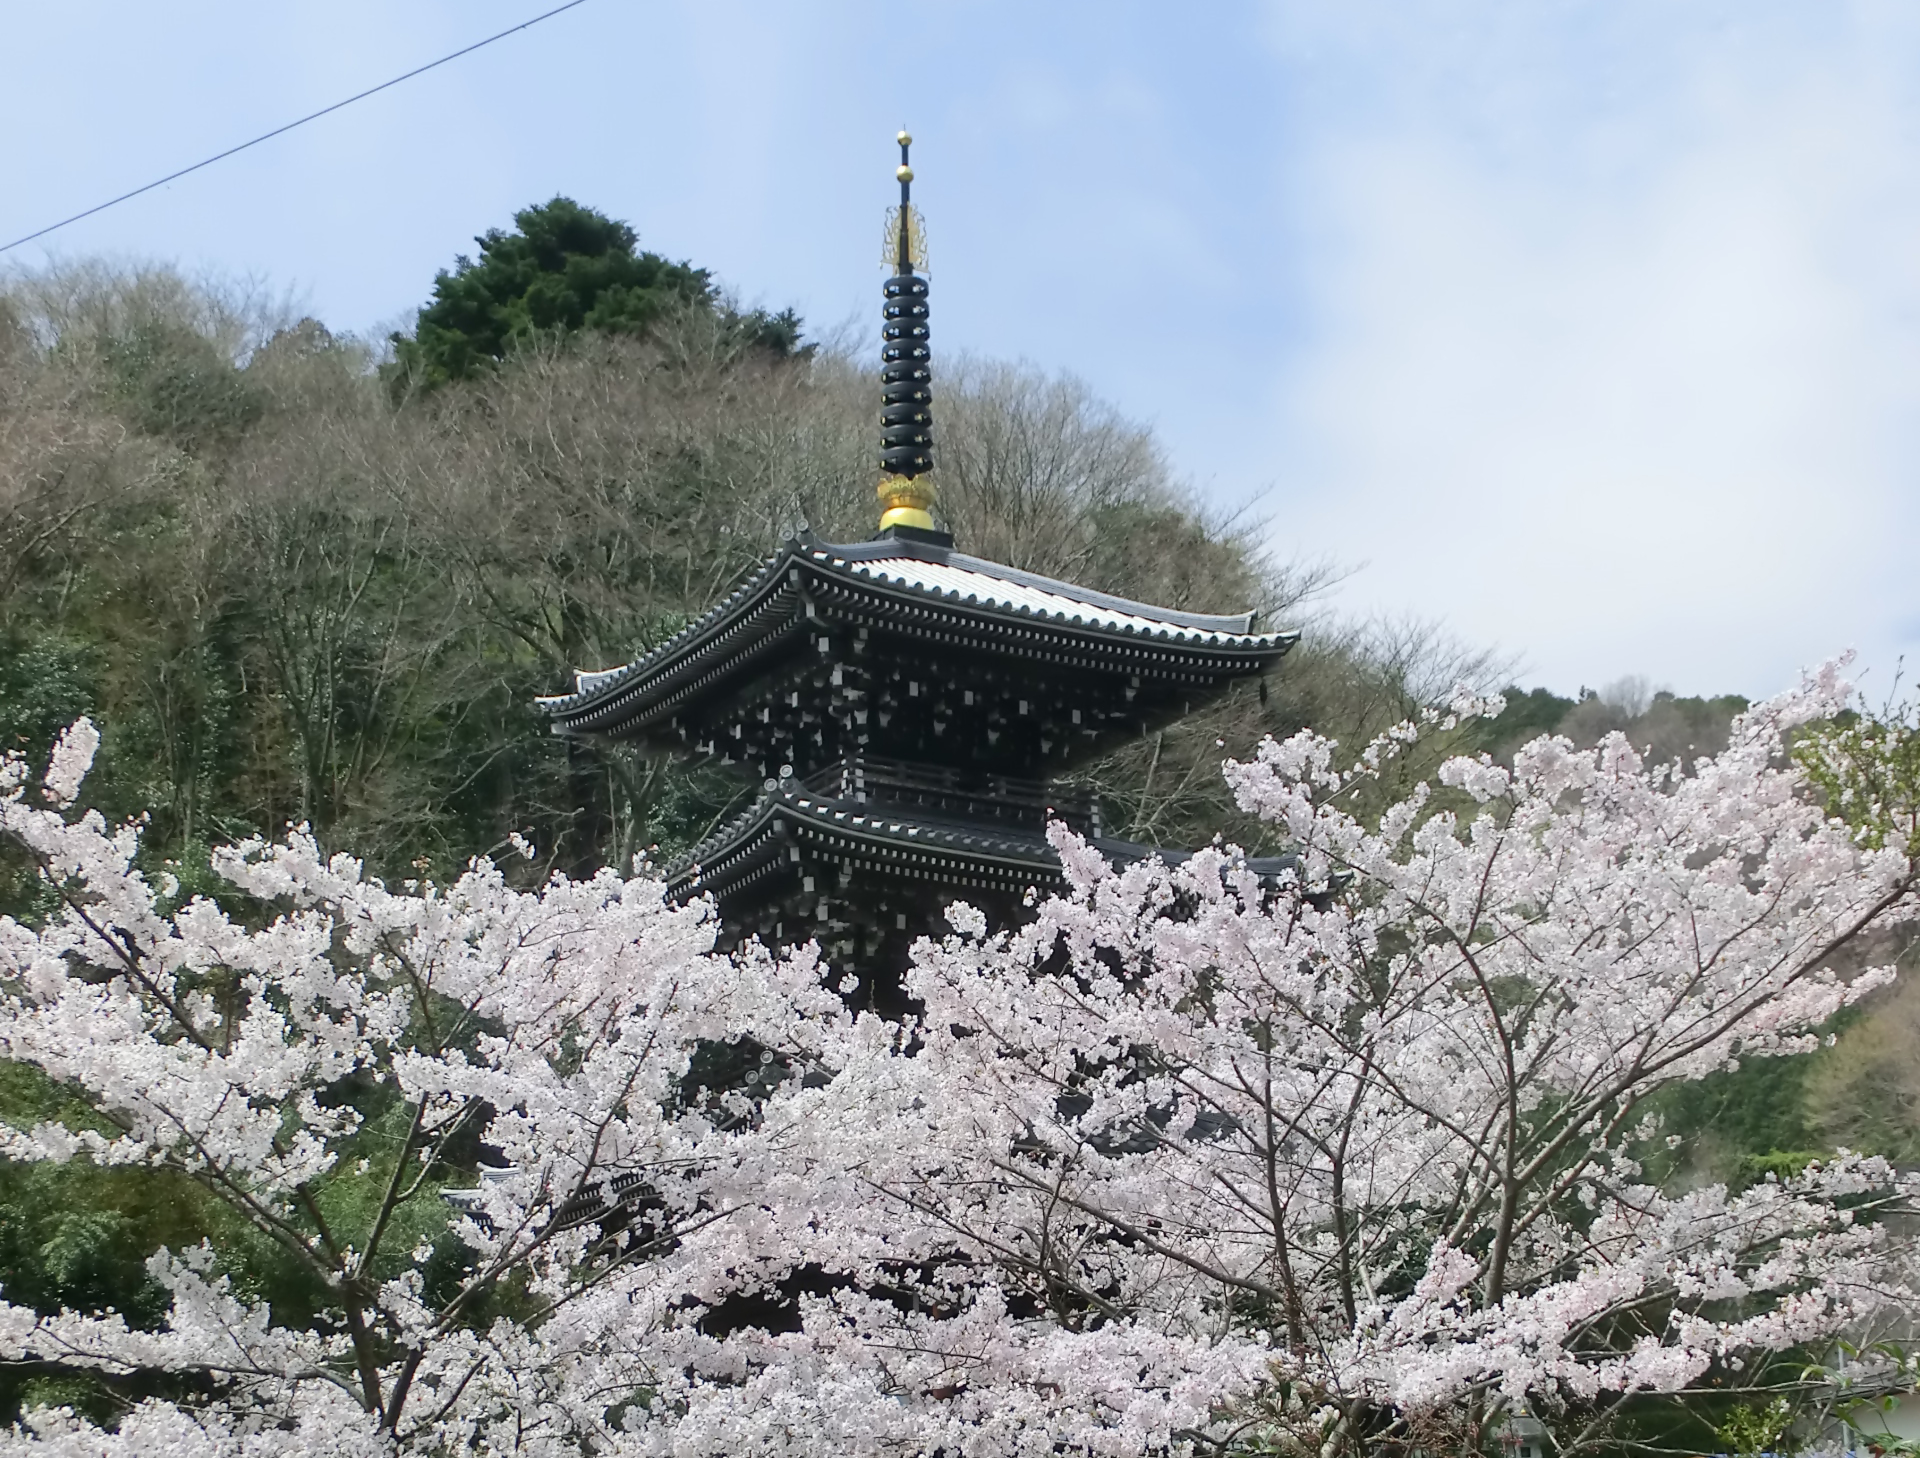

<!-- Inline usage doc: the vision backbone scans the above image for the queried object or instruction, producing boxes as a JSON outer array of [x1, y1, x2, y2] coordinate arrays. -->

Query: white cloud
[[1262, 3, 1920, 697]]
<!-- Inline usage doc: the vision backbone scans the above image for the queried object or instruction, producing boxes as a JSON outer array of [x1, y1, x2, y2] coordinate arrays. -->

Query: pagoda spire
[[877, 129, 936, 534]]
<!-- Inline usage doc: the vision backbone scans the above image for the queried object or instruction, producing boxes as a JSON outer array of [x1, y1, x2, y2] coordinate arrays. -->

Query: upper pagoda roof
[[538, 532, 1294, 751], [806, 537, 1274, 644]]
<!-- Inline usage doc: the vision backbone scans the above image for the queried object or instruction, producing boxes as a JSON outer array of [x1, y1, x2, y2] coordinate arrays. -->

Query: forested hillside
[[0, 216, 1498, 889], [1, 202, 1915, 1430]]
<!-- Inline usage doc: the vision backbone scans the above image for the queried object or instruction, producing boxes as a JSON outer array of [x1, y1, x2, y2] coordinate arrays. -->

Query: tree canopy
[[388, 197, 802, 389]]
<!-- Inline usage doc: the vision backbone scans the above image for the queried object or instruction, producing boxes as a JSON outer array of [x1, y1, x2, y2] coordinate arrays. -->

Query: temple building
[[539, 134, 1296, 1006]]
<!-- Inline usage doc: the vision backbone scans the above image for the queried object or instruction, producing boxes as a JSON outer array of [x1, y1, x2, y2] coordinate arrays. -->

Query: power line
[[0, 0, 591, 257]]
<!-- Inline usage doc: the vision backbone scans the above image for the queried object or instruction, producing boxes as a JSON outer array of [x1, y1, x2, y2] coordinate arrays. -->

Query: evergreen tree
[[388, 197, 801, 390]]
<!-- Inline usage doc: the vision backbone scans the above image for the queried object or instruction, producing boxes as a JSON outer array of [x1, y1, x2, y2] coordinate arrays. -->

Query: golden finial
[[882, 132, 928, 274]]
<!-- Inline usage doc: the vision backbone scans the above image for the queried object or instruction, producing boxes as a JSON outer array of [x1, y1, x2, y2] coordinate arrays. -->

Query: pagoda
[[540, 135, 1296, 1009]]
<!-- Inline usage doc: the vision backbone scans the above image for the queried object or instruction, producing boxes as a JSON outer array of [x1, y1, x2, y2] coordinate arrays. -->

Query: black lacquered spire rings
[[878, 129, 936, 532]]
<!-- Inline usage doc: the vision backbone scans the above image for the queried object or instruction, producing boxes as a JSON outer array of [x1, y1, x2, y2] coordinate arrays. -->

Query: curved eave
[[538, 537, 1298, 738], [536, 546, 796, 731], [669, 790, 1064, 901], [666, 787, 1296, 904]]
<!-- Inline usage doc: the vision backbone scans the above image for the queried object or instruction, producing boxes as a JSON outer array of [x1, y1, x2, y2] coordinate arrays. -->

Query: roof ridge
[[938, 549, 1260, 635]]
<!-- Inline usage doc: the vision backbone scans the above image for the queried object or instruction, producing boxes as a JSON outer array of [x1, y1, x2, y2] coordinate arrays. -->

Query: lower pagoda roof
[[536, 532, 1296, 773], [665, 779, 1295, 915]]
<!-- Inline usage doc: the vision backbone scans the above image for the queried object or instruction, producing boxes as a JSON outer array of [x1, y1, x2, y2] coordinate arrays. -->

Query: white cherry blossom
[[0, 727, 849, 1456], [0, 662, 1915, 1456], [723, 664, 1920, 1457]]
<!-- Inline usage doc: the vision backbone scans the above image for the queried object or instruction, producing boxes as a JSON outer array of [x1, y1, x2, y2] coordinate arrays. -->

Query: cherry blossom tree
[[3, 666, 1918, 1457], [700, 665, 1920, 1458], [0, 719, 851, 1456]]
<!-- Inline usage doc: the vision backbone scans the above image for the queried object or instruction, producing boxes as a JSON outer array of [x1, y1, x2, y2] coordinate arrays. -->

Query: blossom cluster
[[0, 720, 850, 1455], [691, 664, 1920, 1455], [0, 663, 1915, 1456]]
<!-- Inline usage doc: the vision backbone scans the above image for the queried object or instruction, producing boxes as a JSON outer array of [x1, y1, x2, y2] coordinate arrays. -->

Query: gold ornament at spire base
[[877, 473, 936, 532]]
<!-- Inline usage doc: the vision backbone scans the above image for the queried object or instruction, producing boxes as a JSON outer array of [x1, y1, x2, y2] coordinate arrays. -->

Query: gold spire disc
[[878, 474, 936, 532]]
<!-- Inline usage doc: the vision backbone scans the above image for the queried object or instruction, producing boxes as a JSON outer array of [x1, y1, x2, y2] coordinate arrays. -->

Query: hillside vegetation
[[0, 243, 1481, 886]]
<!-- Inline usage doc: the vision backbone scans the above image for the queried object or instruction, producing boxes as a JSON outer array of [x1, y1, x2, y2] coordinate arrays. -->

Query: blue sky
[[8, 2, 1918, 700]]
